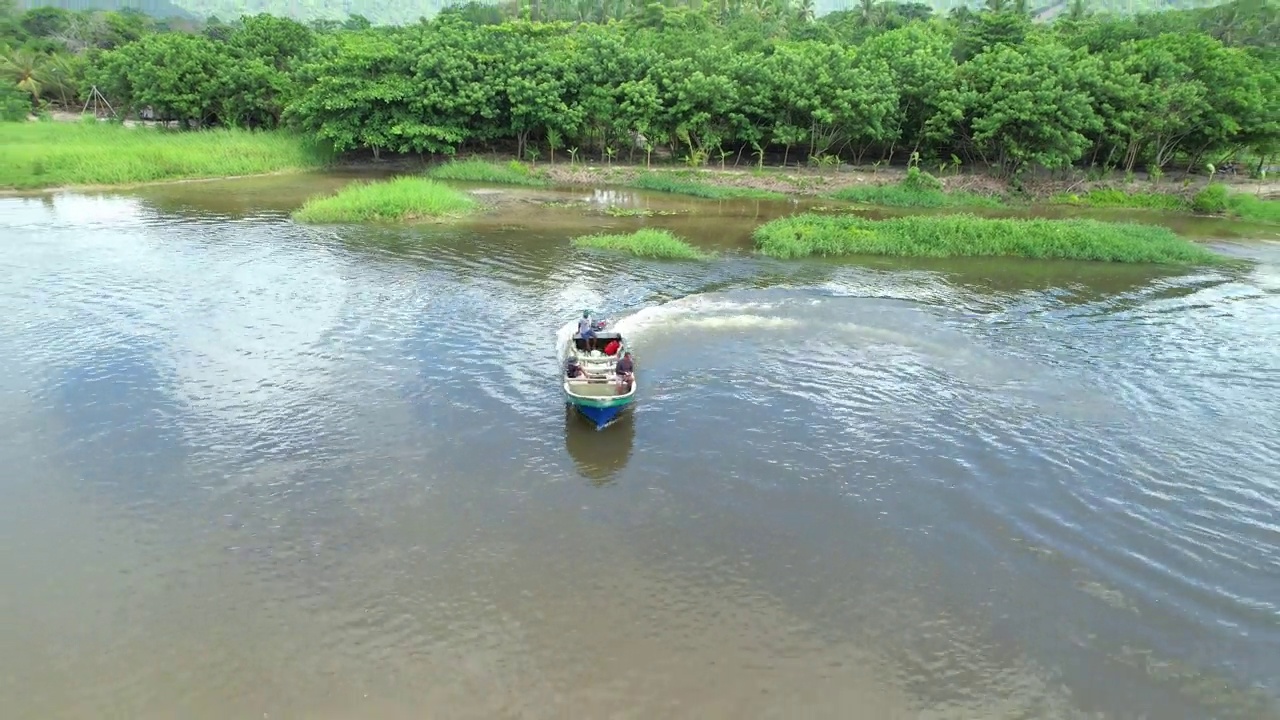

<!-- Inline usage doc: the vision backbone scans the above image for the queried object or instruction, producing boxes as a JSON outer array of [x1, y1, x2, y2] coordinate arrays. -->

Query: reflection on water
[[1, 179, 1278, 720], [563, 404, 636, 485]]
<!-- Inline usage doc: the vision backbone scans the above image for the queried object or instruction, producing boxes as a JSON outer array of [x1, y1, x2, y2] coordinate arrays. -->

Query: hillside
[[20, 0, 197, 19], [18, 0, 1234, 24]]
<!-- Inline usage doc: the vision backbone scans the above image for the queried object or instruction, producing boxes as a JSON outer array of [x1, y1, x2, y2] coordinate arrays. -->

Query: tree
[[958, 36, 1101, 176]]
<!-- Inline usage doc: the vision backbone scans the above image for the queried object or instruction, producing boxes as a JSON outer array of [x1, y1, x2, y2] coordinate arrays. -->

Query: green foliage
[[752, 213, 1220, 264], [1186, 183, 1279, 223], [5, 0, 1277, 199], [831, 178, 1002, 208], [1054, 188, 1188, 210], [571, 228, 709, 260], [0, 121, 331, 189], [1191, 183, 1229, 213], [628, 172, 785, 200], [0, 80, 27, 120], [901, 166, 944, 192], [292, 176, 479, 223], [1225, 194, 1280, 224], [426, 158, 548, 186]]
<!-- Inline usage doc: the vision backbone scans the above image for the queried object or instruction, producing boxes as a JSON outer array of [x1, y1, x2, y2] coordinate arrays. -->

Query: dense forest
[[14, 0, 1231, 26], [2, 0, 1277, 180]]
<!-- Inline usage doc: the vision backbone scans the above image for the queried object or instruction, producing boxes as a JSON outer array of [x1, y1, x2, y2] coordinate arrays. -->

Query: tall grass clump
[[1226, 194, 1280, 223], [572, 228, 710, 259], [752, 213, 1220, 265], [833, 167, 1002, 208], [629, 171, 785, 200], [292, 176, 479, 223], [1054, 188, 1188, 211], [0, 120, 332, 190], [426, 158, 548, 186]]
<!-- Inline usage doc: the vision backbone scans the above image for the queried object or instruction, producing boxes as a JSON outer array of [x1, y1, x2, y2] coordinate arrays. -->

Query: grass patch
[[1227, 193, 1280, 223], [292, 176, 479, 223], [831, 166, 1002, 209], [571, 228, 709, 260], [752, 213, 1220, 265], [628, 171, 785, 200], [833, 183, 1004, 208], [0, 119, 332, 190], [426, 158, 548, 186], [1051, 188, 1188, 211]]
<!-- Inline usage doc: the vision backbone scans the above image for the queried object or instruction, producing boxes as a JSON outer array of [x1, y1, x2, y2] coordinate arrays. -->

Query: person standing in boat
[[576, 310, 597, 352]]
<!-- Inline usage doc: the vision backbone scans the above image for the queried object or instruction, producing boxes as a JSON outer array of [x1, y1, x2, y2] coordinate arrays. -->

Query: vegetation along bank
[[1, 0, 1275, 200]]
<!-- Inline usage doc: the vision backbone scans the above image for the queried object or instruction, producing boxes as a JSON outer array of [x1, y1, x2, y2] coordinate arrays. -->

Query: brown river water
[[1, 172, 1278, 719]]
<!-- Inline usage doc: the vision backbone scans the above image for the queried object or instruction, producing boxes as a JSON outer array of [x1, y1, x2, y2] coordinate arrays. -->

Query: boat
[[561, 322, 636, 429]]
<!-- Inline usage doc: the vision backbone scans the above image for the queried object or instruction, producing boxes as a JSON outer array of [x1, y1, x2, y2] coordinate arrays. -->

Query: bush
[[1191, 183, 1229, 214], [0, 83, 31, 122], [902, 166, 944, 192]]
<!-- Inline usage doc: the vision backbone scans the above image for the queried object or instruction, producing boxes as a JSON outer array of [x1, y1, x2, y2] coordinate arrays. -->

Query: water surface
[[1, 176, 1277, 720]]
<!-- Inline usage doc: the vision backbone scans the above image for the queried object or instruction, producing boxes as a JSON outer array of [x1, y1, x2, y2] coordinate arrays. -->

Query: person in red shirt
[[603, 338, 621, 356]]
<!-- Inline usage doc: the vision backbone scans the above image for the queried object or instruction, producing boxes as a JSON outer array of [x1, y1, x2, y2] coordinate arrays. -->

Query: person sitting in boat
[[614, 351, 634, 390], [576, 310, 597, 352], [565, 356, 588, 379]]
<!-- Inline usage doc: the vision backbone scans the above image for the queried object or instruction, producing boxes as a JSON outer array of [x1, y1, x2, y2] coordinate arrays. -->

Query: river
[[1, 173, 1277, 720]]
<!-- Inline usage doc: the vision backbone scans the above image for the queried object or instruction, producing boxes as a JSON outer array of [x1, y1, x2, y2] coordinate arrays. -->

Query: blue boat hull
[[570, 401, 631, 429]]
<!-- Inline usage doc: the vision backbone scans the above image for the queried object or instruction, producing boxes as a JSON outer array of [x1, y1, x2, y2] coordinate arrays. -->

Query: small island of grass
[[0, 120, 332, 191], [292, 176, 479, 223], [571, 228, 710, 260], [752, 213, 1221, 265], [426, 158, 549, 186]]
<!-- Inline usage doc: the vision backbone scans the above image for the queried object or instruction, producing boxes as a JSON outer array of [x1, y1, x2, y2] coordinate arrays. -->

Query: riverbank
[[0, 121, 333, 191], [6, 125, 1275, 227], [420, 157, 1280, 224]]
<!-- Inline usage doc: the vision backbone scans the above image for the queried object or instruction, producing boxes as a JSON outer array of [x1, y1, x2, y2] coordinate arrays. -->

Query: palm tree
[[860, 0, 879, 26], [0, 49, 44, 104]]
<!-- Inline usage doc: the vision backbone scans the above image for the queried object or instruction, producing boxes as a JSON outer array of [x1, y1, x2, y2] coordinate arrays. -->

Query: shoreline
[[0, 168, 320, 197], [4, 154, 1276, 227]]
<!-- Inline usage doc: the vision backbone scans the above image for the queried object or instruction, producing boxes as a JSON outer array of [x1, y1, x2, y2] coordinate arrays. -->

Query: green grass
[[1051, 188, 1189, 211], [1051, 186, 1279, 224], [832, 183, 1004, 208], [571, 228, 710, 260], [830, 166, 1003, 209], [1227, 193, 1280, 223], [628, 171, 785, 200], [292, 176, 479, 223], [752, 213, 1221, 265], [426, 158, 548, 186], [0, 119, 332, 190]]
